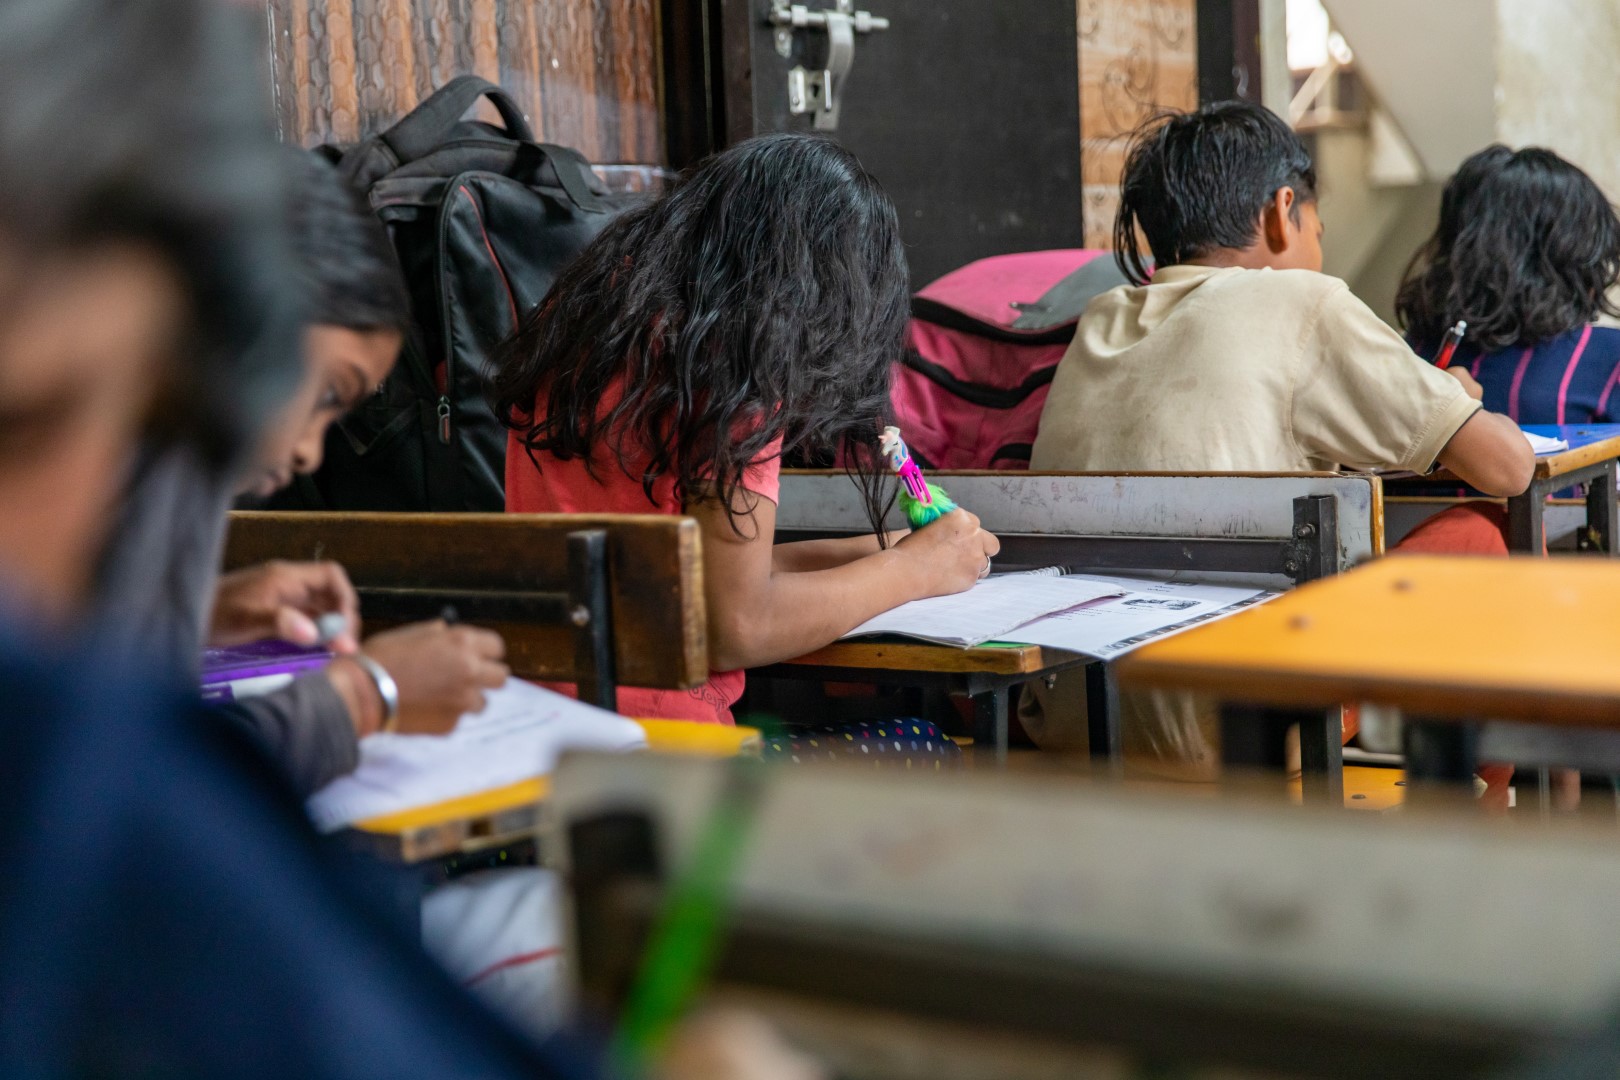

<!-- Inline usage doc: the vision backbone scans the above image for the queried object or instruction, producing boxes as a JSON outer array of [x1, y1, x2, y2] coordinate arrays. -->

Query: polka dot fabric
[[762, 720, 961, 770]]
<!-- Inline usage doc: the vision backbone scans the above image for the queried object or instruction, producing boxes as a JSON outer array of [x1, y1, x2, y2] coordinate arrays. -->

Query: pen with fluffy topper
[[881, 425, 958, 527]]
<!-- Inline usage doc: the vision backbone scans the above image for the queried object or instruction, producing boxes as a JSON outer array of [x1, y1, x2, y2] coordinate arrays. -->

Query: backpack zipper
[[437, 395, 452, 444]]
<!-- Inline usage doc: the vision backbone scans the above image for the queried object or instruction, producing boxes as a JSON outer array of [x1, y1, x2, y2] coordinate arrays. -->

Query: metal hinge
[[769, 0, 890, 130]]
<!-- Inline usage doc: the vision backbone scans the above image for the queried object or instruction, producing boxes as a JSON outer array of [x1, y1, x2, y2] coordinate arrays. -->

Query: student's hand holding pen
[[893, 507, 1001, 598], [328, 620, 511, 738]]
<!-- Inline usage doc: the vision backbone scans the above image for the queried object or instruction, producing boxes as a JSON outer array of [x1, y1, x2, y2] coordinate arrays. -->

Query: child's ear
[[1261, 187, 1296, 254]]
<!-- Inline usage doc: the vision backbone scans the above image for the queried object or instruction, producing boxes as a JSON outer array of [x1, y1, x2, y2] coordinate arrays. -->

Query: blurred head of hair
[[242, 152, 408, 498], [0, 0, 300, 466], [288, 150, 410, 335]]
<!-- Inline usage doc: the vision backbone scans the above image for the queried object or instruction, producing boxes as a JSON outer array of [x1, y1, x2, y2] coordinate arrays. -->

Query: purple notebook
[[199, 640, 332, 703]]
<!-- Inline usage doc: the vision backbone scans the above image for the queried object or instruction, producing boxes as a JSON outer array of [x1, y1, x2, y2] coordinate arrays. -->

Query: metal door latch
[[769, 0, 889, 130]]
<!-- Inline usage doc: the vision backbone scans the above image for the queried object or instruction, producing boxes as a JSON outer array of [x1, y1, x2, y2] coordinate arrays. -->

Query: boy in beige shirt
[[1023, 101, 1533, 775]]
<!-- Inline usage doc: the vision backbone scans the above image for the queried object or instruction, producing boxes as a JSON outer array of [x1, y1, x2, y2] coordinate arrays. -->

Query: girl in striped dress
[[1399, 145, 1620, 425]]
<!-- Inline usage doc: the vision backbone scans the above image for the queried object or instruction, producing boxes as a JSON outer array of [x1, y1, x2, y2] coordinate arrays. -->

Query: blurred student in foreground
[[0, 2, 813, 1077]]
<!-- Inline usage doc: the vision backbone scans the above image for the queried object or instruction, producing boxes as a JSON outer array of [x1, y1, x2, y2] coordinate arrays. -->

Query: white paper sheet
[[306, 678, 647, 832], [841, 573, 1125, 647], [1524, 430, 1569, 455], [1003, 574, 1277, 660]]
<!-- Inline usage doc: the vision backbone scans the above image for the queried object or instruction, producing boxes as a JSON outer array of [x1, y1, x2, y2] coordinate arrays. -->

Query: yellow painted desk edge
[[351, 722, 763, 837]]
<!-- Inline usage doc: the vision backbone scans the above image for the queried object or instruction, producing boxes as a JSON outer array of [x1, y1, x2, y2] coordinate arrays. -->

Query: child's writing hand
[[894, 507, 1001, 598], [328, 620, 510, 738], [1444, 366, 1485, 401]]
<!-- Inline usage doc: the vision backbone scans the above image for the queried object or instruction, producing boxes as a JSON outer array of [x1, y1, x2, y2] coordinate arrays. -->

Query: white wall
[[1496, 0, 1620, 200], [1318, 0, 1497, 178]]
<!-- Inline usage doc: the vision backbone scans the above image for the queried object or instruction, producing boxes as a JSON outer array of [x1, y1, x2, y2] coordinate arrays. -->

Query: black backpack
[[273, 77, 628, 512]]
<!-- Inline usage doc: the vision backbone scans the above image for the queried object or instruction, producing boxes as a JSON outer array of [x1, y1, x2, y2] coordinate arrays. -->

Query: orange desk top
[[1116, 555, 1620, 726]]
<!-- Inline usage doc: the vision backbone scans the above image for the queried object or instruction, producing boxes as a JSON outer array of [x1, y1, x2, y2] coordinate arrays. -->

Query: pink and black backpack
[[892, 249, 1128, 469]]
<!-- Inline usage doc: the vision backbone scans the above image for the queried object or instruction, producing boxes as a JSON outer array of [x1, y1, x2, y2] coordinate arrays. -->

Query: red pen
[[1434, 319, 1467, 370]]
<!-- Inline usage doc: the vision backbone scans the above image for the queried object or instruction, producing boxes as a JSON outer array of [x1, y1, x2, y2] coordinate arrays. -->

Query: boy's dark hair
[[1113, 101, 1318, 286], [289, 152, 411, 335], [491, 133, 908, 537], [0, 0, 299, 464], [1397, 145, 1620, 353]]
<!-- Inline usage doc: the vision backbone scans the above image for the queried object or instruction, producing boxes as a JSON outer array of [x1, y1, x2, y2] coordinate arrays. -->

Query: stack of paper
[[841, 572, 1126, 647], [306, 678, 647, 832], [1006, 574, 1276, 660], [1524, 430, 1568, 455]]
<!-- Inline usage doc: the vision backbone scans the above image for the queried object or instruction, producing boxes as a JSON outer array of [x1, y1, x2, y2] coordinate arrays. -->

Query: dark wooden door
[[729, 1, 1084, 287]]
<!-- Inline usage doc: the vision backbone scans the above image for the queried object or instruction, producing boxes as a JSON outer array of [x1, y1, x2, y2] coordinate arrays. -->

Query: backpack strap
[[381, 76, 534, 165], [531, 142, 607, 214]]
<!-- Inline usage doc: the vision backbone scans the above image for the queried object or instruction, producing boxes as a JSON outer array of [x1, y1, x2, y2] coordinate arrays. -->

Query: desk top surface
[[1116, 555, 1620, 725], [352, 722, 763, 860], [1524, 425, 1620, 479], [777, 639, 1055, 676]]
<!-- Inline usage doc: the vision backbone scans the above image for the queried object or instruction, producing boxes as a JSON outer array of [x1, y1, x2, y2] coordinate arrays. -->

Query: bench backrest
[[224, 511, 707, 702], [776, 470, 1384, 583]]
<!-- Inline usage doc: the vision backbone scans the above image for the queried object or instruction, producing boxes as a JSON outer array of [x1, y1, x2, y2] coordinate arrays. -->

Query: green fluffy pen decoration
[[898, 480, 958, 528], [881, 426, 959, 528]]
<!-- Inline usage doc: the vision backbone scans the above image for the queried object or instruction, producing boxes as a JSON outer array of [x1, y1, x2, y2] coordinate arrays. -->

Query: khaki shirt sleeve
[[1291, 285, 1482, 472]]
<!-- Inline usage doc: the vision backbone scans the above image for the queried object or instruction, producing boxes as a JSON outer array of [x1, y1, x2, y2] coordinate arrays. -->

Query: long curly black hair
[[491, 133, 907, 536], [1398, 145, 1620, 354]]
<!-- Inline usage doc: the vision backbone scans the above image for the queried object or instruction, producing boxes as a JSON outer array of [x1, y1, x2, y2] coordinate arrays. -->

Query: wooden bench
[[224, 510, 710, 862], [764, 471, 1383, 763], [226, 511, 708, 711], [557, 751, 1620, 1079]]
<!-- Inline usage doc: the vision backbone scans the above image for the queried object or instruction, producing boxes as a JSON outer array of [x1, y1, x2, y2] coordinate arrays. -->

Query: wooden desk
[[1117, 555, 1620, 802], [1383, 424, 1620, 553], [754, 640, 1102, 765], [769, 472, 1383, 768], [347, 721, 765, 864]]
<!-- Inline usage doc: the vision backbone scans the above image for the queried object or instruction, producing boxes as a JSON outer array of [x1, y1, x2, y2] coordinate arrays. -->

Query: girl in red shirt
[[493, 133, 999, 726]]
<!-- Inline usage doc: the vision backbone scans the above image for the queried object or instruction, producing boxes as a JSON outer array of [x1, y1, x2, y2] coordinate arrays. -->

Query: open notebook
[[1005, 573, 1277, 660], [306, 678, 646, 832], [841, 570, 1277, 655], [841, 570, 1126, 647]]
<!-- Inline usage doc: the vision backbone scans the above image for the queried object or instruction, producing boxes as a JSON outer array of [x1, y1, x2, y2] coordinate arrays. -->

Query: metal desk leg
[[1298, 707, 1345, 806], [1221, 705, 1341, 805], [1220, 704, 1293, 791], [1084, 662, 1122, 777], [1583, 458, 1619, 555], [1507, 480, 1548, 553], [973, 688, 1010, 765], [1403, 718, 1479, 805]]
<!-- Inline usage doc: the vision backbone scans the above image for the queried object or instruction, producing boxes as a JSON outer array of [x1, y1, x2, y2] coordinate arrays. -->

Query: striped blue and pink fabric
[[1449, 325, 1620, 425]]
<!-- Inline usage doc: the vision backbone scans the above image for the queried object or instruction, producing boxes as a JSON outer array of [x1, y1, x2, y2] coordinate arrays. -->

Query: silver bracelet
[[350, 653, 400, 733]]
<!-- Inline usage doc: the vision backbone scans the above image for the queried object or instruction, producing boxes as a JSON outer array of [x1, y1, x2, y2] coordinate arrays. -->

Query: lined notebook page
[[306, 679, 646, 832], [842, 574, 1124, 647]]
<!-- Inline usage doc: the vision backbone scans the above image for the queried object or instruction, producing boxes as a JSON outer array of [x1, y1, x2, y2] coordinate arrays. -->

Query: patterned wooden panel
[[1077, 0, 1200, 248], [265, 0, 662, 164]]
